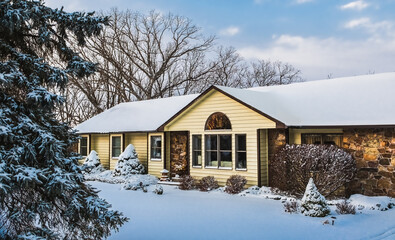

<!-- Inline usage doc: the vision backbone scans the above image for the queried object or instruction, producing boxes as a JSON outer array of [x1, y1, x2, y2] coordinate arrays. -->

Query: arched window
[[205, 112, 232, 130]]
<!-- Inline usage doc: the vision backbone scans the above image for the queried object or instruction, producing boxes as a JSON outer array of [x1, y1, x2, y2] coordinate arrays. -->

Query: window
[[236, 134, 247, 169], [80, 136, 88, 156], [301, 133, 343, 147], [111, 136, 121, 158], [151, 136, 162, 160], [205, 112, 232, 130], [192, 135, 202, 167], [205, 134, 232, 168]]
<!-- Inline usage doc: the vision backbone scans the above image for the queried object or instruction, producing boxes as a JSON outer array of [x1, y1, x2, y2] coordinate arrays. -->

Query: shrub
[[179, 175, 196, 190], [199, 176, 219, 192], [153, 185, 164, 195], [225, 175, 247, 194], [336, 200, 356, 215], [271, 144, 356, 197], [113, 144, 145, 176], [284, 201, 299, 214], [300, 178, 330, 217], [82, 150, 104, 174]]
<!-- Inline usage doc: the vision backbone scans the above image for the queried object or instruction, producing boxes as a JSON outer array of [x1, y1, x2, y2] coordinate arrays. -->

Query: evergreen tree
[[83, 150, 104, 174], [300, 178, 330, 217], [113, 144, 145, 176], [0, 0, 128, 239]]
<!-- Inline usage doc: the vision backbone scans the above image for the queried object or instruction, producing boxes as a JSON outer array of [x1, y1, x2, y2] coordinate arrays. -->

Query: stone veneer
[[343, 128, 395, 197]]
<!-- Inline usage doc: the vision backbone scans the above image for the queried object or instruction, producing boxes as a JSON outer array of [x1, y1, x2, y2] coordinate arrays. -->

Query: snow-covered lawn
[[90, 181, 395, 240]]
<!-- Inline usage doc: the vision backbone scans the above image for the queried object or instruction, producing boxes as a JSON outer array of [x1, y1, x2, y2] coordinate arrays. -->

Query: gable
[[164, 89, 277, 132]]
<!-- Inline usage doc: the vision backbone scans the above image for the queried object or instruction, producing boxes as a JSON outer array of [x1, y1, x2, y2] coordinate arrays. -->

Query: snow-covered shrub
[[284, 201, 299, 214], [271, 144, 356, 197], [300, 178, 330, 217], [82, 150, 104, 174], [113, 144, 145, 176], [153, 185, 164, 195], [199, 176, 219, 192], [179, 175, 196, 190], [123, 181, 148, 191], [336, 200, 356, 215], [225, 175, 247, 194]]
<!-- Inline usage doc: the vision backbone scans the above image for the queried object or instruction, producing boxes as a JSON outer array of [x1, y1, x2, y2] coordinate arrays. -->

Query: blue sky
[[46, 0, 395, 80]]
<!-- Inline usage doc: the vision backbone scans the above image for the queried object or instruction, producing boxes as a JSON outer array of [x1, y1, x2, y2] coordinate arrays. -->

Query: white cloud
[[238, 34, 395, 80], [340, 1, 369, 11], [295, 0, 314, 4], [219, 26, 240, 36], [344, 18, 394, 37]]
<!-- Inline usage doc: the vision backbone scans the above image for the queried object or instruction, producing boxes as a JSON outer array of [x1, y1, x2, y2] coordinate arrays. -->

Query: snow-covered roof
[[216, 72, 395, 127], [76, 72, 395, 133], [75, 94, 198, 133]]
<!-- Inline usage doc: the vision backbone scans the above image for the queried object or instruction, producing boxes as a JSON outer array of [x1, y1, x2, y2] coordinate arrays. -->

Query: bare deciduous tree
[[58, 10, 303, 126]]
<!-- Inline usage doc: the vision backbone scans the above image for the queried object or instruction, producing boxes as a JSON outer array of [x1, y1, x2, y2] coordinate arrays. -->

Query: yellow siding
[[289, 128, 343, 144], [91, 134, 110, 169], [148, 132, 165, 178], [260, 129, 269, 186], [164, 89, 276, 187], [123, 133, 148, 171]]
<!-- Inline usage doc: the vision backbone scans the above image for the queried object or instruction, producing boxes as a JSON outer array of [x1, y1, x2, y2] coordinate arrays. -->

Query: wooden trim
[[157, 86, 286, 131], [257, 129, 261, 187], [163, 132, 167, 170], [289, 125, 395, 129], [88, 134, 92, 153], [122, 133, 126, 150], [146, 132, 149, 173]]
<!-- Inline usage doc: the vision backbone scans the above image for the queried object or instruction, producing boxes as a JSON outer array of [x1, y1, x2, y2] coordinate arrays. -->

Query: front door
[[170, 131, 189, 177]]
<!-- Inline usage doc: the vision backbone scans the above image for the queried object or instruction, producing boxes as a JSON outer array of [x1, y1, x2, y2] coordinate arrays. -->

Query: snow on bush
[[300, 178, 330, 217], [82, 150, 104, 174], [179, 175, 196, 190], [271, 144, 356, 197], [284, 201, 299, 214], [225, 175, 247, 194], [113, 144, 145, 176], [199, 176, 219, 192], [336, 200, 356, 215], [153, 185, 164, 195], [349, 194, 394, 211]]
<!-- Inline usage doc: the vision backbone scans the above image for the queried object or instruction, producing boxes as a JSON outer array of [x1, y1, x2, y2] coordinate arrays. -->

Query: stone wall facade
[[343, 128, 395, 197]]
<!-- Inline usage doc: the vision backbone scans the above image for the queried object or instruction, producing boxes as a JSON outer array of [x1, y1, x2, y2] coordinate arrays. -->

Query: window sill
[[236, 168, 247, 171], [204, 166, 218, 169], [150, 158, 162, 161], [219, 167, 232, 170], [192, 166, 202, 168], [111, 157, 119, 160]]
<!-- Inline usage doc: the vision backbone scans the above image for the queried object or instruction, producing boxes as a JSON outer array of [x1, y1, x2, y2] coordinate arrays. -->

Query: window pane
[[193, 135, 202, 166], [323, 134, 342, 146], [80, 137, 88, 156], [302, 134, 322, 144], [193, 151, 202, 166], [237, 152, 247, 169], [151, 136, 162, 159], [112, 136, 121, 157], [236, 135, 246, 151], [206, 151, 218, 167], [205, 135, 217, 150], [193, 135, 202, 150], [220, 135, 231, 150], [220, 152, 232, 167]]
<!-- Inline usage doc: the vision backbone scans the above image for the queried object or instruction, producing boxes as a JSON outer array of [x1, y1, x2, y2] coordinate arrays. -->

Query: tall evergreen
[[0, 0, 127, 239]]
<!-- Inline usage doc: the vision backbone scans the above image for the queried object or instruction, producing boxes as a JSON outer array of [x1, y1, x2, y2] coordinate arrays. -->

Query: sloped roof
[[75, 72, 395, 134], [75, 94, 198, 133], [216, 72, 395, 127]]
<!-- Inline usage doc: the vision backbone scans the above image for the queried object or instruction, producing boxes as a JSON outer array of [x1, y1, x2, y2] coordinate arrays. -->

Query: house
[[75, 72, 395, 197]]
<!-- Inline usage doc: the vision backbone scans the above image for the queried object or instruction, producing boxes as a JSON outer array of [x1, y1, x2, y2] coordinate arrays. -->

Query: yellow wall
[[91, 134, 110, 169], [289, 128, 343, 144], [164, 89, 276, 187], [148, 132, 165, 178]]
